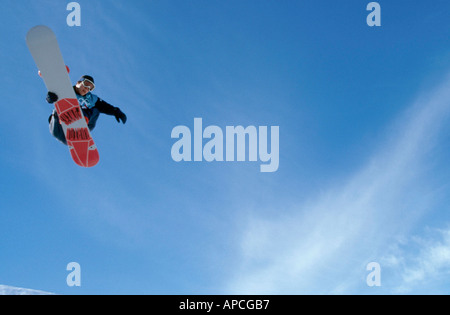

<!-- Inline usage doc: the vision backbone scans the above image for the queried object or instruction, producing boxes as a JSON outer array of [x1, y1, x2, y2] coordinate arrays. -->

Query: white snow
[[0, 285, 54, 295]]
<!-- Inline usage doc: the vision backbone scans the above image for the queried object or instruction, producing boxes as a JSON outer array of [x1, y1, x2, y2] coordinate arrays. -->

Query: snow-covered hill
[[0, 285, 54, 295]]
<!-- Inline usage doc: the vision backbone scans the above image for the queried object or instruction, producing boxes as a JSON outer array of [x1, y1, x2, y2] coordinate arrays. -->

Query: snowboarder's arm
[[95, 99, 127, 124]]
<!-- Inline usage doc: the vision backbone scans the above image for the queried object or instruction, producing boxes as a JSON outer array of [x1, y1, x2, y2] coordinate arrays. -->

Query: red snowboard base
[[55, 98, 99, 168], [68, 138, 100, 168]]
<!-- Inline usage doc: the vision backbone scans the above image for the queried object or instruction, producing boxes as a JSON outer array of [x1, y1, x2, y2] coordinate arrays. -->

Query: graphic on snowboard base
[[55, 97, 99, 167], [26, 25, 99, 168]]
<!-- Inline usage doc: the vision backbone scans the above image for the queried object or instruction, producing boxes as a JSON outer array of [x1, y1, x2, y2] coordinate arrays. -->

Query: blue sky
[[1, 0, 450, 294]]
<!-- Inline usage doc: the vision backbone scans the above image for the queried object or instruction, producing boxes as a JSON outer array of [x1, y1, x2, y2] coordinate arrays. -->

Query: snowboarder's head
[[75, 75, 95, 96]]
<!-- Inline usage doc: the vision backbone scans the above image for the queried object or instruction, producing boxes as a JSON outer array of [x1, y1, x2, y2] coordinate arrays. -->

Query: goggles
[[80, 78, 95, 91]]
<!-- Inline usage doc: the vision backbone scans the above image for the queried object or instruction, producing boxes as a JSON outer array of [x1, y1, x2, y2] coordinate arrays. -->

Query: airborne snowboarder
[[27, 25, 105, 167], [46, 75, 127, 145]]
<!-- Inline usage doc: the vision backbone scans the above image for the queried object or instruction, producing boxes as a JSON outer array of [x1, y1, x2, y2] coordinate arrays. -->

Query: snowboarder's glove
[[46, 91, 59, 104], [114, 108, 127, 124]]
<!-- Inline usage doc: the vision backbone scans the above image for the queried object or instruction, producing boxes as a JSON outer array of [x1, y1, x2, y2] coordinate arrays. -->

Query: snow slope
[[0, 285, 54, 295]]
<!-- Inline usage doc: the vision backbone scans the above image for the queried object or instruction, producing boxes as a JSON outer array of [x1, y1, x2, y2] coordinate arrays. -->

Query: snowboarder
[[46, 75, 127, 145]]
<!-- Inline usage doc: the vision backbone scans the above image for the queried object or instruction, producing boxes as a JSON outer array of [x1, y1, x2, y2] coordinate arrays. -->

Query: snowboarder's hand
[[46, 91, 58, 104], [114, 108, 127, 124]]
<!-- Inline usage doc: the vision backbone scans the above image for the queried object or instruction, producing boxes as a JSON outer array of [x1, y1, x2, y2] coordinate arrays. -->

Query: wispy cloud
[[225, 73, 450, 294], [382, 226, 450, 294]]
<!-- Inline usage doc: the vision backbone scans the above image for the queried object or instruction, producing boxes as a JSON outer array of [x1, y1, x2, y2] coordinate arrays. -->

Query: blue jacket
[[74, 88, 118, 131]]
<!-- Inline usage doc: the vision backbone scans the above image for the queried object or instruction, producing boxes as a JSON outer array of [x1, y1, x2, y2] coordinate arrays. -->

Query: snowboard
[[26, 25, 99, 168]]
